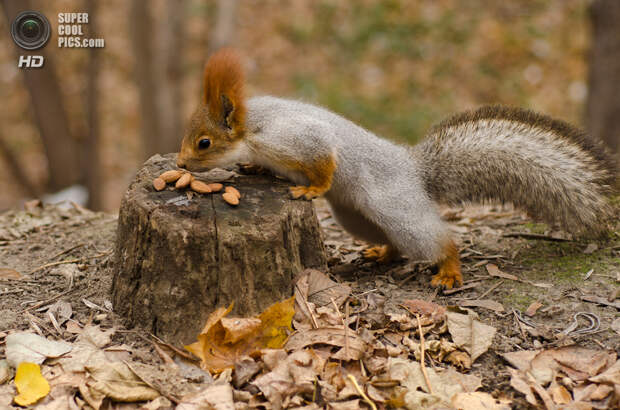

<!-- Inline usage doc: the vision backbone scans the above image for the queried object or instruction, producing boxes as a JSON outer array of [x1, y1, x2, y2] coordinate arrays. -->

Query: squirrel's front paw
[[289, 185, 321, 200]]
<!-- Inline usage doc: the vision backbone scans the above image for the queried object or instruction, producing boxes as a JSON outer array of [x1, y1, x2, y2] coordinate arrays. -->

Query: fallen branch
[[502, 232, 572, 242]]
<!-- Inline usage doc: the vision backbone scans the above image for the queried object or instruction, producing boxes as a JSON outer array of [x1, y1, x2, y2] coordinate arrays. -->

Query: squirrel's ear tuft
[[203, 48, 246, 135]]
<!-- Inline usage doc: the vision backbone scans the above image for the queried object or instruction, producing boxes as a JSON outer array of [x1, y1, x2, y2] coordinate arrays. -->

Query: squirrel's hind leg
[[430, 239, 463, 289], [362, 245, 400, 263]]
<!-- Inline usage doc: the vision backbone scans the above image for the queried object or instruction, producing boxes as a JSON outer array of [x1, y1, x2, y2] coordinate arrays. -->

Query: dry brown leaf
[[589, 359, 620, 385], [284, 328, 366, 361], [328, 399, 361, 409], [177, 384, 234, 410], [485, 264, 518, 281], [524, 301, 543, 317], [611, 318, 620, 336], [549, 381, 572, 404], [446, 307, 496, 362], [79, 361, 159, 409], [389, 357, 482, 407], [0, 268, 22, 280], [185, 297, 295, 373], [501, 350, 540, 371], [401, 299, 447, 323], [451, 391, 511, 410]]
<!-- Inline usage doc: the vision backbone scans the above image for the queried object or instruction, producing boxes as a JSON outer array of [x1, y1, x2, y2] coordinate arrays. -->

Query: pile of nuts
[[153, 170, 241, 206]]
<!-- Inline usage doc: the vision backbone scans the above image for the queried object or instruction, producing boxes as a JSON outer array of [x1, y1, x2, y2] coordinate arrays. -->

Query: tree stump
[[112, 154, 327, 344]]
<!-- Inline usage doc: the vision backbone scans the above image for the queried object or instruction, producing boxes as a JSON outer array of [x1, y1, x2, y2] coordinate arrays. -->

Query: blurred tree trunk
[[84, 0, 102, 210], [130, 0, 186, 159], [1, 0, 80, 191], [586, 0, 620, 160], [129, 0, 162, 159], [208, 0, 238, 54], [156, 0, 186, 154]]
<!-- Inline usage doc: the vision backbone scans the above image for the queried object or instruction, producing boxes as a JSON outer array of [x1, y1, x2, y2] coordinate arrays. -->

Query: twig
[[295, 282, 319, 329], [346, 374, 376, 410], [29, 251, 111, 274], [416, 314, 433, 395], [21, 288, 77, 312], [331, 297, 349, 360], [51, 243, 86, 260], [502, 232, 572, 242], [442, 282, 478, 295], [475, 280, 504, 300]]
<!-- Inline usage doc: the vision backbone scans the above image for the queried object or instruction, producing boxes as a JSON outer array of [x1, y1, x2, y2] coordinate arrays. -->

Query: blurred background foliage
[[0, 0, 608, 210]]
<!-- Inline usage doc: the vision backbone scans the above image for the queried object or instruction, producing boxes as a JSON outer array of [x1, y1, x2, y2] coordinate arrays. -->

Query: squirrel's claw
[[362, 245, 399, 263], [289, 185, 321, 200], [430, 265, 463, 289]]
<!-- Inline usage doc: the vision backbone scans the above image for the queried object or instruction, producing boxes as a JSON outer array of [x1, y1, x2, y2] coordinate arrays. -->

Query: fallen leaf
[[6, 333, 72, 367], [524, 301, 543, 317], [14, 362, 50, 406], [48, 301, 73, 325], [583, 243, 598, 254], [548, 381, 572, 404], [0, 268, 22, 280], [589, 359, 620, 385], [611, 318, 620, 336], [459, 299, 504, 312], [401, 299, 447, 322], [0, 361, 10, 384], [485, 264, 518, 281], [451, 391, 511, 410], [389, 357, 481, 407], [328, 399, 361, 410], [501, 350, 539, 371], [80, 361, 159, 407], [284, 328, 366, 361], [446, 308, 496, 362], [185, 297, 295, 373]]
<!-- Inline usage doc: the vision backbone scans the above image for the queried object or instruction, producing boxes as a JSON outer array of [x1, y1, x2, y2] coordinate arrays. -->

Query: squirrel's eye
[[198, 138, 211, 150]]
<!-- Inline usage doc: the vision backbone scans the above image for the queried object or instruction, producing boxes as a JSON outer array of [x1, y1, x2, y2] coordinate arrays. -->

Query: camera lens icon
[[11, 11, 51, 50]]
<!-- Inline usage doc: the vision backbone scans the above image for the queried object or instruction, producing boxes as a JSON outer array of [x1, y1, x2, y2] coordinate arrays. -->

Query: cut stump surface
[[112, 154, 326, 344]]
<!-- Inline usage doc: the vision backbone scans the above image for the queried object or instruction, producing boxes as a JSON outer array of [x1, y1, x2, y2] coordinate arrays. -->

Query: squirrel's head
[[177, 49, 246, 171]]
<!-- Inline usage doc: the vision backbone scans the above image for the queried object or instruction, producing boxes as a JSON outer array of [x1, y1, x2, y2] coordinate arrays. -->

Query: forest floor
[[0, 196, 618, 409]]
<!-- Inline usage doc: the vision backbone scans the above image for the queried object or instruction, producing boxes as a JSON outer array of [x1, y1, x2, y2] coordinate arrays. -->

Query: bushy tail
[[412, 105, 617, 235]]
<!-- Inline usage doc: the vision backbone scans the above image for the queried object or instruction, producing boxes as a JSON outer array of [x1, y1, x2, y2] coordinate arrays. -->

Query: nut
[[190, 180, 211, 194], [225, 186, 241, 199], [175, 172, 192, 189], [208, 183, 223, 192], [222, 192, 239, 206], [153, 177, 166, 191], [159, 170, 183, 183]]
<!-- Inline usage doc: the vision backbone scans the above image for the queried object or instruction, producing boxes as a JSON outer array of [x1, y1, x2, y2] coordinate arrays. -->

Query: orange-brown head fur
[[177, 48, 246, 171]]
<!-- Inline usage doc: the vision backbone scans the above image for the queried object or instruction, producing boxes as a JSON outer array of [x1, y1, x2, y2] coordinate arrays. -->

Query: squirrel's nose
[[176, 157, 186, 169]]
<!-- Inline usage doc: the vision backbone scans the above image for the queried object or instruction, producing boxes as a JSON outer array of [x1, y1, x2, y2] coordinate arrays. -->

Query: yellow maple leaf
[[14, 362, 50, 406], [185, 297, 295, 373]]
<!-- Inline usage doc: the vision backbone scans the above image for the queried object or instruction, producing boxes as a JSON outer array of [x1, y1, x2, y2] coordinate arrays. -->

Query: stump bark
[[112, 154, 326, 344]]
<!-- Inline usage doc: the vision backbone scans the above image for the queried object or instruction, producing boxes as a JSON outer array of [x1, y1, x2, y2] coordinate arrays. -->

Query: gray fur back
[[412, 106, 617, 234]]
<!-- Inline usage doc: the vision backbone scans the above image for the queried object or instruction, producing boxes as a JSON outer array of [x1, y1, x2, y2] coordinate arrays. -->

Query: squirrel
[[177, 49, 617, 289]]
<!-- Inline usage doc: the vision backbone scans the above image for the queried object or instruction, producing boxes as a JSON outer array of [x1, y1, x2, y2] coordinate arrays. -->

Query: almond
[[225, 186, 241, 199], [175, 172, 192, 189], [190, 180, 211, 194], [153, 178, 166, 191], [159, 170, 183, 183], [208, 183, 223, 192], [222, 192, 239, 206]]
